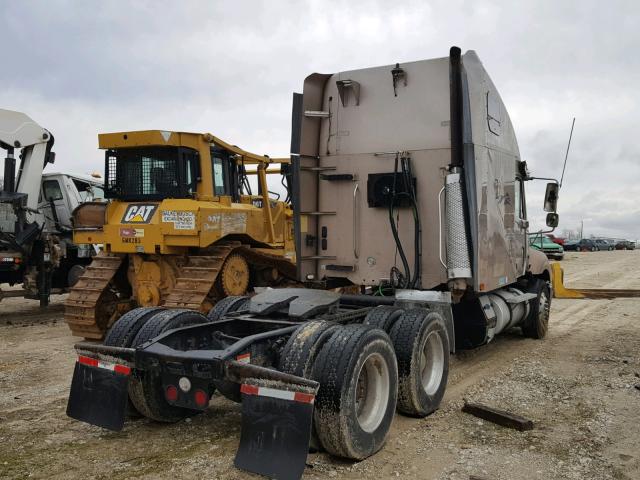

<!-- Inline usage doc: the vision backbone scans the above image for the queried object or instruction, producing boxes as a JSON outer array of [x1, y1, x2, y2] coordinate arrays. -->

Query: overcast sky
[[2, 0, 638, 239]]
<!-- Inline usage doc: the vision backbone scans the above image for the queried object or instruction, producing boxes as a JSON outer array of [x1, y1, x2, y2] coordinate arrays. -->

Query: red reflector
[[114, 364, 131, 375], [240, 384, 259, 396], [194, 389, 209, 408], [239, 383, 315, 404], [78, 355, 98, 367], [77, 355, 131, 375], [165, 385, 179, 402], [293, 392, 315, 404]]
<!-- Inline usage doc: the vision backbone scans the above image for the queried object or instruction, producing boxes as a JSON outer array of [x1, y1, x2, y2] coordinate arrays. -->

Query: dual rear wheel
[[104, 297, 252, 420], [281, 307, 450, 460]]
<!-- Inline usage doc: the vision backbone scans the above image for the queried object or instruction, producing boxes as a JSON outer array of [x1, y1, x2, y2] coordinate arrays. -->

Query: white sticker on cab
[[161, 210, 196, 230]]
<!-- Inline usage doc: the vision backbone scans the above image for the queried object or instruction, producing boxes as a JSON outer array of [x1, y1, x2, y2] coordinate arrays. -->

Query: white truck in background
[[0, 108, 103, 306]]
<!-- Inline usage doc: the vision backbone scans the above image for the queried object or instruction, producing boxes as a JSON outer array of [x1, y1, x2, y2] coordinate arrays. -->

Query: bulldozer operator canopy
[[98, 130, 288, 202]]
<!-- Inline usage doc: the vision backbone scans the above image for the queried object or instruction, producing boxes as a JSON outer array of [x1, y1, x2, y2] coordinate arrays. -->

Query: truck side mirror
[[546, 213, 559, 228], [543, 182, 559, 212]]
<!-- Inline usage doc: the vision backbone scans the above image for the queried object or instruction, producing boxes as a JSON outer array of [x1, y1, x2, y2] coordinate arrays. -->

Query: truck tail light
[[194, 389, 208, 408], [165, 385, 178, 402]]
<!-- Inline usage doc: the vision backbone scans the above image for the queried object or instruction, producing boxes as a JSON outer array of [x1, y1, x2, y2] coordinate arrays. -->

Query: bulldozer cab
[[104, 132, 289, 206], [102, 138, 243, 202]]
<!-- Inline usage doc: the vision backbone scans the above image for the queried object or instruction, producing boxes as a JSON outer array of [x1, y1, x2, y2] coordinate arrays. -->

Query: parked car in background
[[616, 240, 636, 250], [594, 239, 615, 251], [546, 234, 565, 246], [529, 234, 564, 260], [564, 238, 597, 252]]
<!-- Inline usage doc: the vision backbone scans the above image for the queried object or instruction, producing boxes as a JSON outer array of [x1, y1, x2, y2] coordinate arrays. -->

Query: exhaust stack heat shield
[[445, 172, 472, 280]]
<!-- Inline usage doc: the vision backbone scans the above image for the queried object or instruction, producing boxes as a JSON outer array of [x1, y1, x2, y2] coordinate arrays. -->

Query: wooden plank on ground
[[462, 402, 534, 431]]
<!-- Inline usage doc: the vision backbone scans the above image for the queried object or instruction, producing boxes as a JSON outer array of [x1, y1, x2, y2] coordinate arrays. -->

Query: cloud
[[2, 0, 639, 239]]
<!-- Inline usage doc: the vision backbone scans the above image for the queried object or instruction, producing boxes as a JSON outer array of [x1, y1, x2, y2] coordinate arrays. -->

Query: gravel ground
[[0, 250, 639, 479]]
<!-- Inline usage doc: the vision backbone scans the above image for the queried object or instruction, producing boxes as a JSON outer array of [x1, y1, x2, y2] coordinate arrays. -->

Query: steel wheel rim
[[539, 289, 550, 327], [420, 331, 445, 396], [355, 352, 390, 433]]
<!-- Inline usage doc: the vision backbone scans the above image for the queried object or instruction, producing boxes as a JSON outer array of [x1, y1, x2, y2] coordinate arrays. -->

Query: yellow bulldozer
[[64, 130, 296, 339]]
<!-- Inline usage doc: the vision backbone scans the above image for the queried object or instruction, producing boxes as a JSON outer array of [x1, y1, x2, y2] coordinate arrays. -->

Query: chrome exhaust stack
[[445, 47, 473, 299]]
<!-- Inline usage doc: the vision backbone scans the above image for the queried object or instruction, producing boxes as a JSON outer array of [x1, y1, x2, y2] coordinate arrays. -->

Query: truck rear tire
[[207, 295, 250, 322], [522, 279, 550, 339], [363, 306, 404, 333], [104, 307, 165, 417], [389, 309, 449, 417], [104, 307, 165, 349], [311, 324, 398, 460], [279, 320, 340, 452], [279, 320, 340, 377], [129, 309, 210, 422]]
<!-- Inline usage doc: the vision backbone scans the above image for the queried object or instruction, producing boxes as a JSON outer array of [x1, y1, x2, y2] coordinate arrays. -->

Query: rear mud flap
[[66, 356, 130, 431], [235, 383, 315, 480]]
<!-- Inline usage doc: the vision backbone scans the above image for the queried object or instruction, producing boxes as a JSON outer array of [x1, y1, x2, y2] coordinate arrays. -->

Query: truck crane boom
[[0, 108, 56, 216], [0, 108, 98, 306]]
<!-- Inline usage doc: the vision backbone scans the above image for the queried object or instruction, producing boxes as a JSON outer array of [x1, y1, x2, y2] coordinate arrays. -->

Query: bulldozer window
[[211, 149, 232, 197], [105, 147, 196, 200], [212, 157, 225, 195], [182, 150, 200, 196]]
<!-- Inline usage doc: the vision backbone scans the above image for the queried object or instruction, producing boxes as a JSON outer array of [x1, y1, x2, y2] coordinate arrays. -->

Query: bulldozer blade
[[235, 383, 315, 480], [551, 263, 640, 299], [66, 356, 130, 431]]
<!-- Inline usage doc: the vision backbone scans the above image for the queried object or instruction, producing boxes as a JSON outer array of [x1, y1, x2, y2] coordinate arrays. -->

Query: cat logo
[[121, 204, 158, 224]]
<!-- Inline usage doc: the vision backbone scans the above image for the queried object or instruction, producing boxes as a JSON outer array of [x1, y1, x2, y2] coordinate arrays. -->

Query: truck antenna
[[559, 117, 575, 188]]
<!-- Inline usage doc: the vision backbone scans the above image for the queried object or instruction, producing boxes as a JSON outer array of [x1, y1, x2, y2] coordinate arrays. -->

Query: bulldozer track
[[164, 241, 296, 310], [163, 243, 239, 310], [64, 253, 124, 339], [64, 242, 295, 339]]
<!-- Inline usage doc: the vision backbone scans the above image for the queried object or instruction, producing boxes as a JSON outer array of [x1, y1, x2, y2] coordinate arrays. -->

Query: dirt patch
[[0, 250, 639, 479]]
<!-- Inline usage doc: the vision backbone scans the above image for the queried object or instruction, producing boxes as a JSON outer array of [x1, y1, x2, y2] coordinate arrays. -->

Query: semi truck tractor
[[66, 47, 560, 480]]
